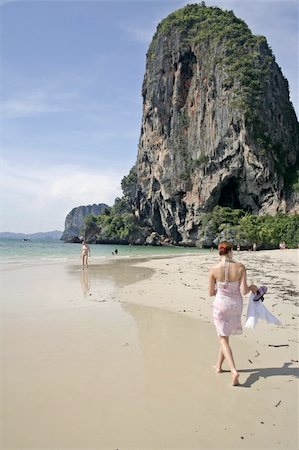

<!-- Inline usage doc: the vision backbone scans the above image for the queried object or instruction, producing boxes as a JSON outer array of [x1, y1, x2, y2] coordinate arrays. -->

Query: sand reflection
[[80, 268, 90, 297]]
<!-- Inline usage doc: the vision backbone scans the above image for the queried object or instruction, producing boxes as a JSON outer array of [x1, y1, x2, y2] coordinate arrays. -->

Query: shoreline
[[1, 244, 296, 266], [119, 248, 299, 308], [1, 249, 298, 449]]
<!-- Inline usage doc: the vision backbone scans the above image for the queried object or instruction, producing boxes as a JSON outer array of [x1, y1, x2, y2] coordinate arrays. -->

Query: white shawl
[[245, 292, 281, 329]]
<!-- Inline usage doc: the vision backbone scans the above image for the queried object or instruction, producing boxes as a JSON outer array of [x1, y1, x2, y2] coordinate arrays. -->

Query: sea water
[[0, 238, 206, 266]]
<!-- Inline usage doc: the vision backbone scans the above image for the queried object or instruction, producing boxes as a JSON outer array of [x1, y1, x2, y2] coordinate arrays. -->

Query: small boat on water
[[22, 238, 31, 242]]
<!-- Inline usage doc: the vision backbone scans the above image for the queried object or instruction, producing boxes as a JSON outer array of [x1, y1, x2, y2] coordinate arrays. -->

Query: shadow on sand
[[238, 362, 299, 387]]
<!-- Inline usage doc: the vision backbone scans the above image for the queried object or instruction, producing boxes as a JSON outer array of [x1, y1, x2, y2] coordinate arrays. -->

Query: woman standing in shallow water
[[81, 240, 91, 270], [208, 241, 257, 386]]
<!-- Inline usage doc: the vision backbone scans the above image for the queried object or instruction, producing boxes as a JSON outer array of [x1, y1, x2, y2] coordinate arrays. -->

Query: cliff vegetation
[[200, 206, 299, 248], [83, 196, 147, 244]]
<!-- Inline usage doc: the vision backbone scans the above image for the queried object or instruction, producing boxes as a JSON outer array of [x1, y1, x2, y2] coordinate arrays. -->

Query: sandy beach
[[0, 249, 298, 449]]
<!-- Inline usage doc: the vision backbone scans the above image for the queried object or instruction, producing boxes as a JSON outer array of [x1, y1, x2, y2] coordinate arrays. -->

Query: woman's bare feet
[[213, 365, 224, 373], [232, 372, 240, 386]]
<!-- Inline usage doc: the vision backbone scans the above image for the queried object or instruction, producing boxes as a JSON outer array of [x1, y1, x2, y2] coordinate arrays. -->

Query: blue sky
[[0, 0, 298, 233]]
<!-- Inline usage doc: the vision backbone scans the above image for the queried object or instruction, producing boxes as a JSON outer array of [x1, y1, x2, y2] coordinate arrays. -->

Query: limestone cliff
[[61, 203, 108, 242], [131, 4, 299, 245]]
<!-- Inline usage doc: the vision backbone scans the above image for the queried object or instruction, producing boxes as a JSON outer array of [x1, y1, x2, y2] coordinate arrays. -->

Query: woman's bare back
[[211, 260, 245, 283]]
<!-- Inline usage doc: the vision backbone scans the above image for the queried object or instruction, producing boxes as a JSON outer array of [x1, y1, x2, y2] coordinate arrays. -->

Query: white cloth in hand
[[245, 292, 281, 329]]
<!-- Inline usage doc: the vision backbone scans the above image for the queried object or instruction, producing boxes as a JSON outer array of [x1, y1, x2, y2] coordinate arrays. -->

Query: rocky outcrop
[[61, 203, 108, 242], [83, 197, 152, 245], [85, 227, 149, 246], [129, 4, 299, 245]]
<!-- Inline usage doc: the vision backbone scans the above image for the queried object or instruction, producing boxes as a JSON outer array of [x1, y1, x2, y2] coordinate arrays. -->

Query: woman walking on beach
[[208, 241, 257, 385], [81, 240, 91, 270]]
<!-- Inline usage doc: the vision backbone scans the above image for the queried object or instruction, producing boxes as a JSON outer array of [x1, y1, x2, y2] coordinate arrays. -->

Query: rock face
[[131, 4, 299, 245], [61, 204, 108, 242]]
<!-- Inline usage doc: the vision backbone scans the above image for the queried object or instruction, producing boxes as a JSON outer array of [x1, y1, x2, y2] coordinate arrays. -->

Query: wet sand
[[0, 250, 298, 449]]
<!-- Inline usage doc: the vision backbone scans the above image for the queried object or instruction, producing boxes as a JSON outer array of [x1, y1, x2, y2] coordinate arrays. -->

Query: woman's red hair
[[218, 241, 233, 256]]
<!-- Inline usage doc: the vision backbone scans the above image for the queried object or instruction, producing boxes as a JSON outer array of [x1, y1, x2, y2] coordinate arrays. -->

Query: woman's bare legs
[[218, 336, 239, 385], [214, 336, 230, 372], [82, 254, 88, 269], [214, 345, 225, 373]]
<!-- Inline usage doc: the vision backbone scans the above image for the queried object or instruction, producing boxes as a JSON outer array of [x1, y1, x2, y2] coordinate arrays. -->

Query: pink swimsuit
[[213, 260, 243, 336]]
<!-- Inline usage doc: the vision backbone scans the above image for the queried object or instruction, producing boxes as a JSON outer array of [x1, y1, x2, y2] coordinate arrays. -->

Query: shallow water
[[0, 238, 207, 266]]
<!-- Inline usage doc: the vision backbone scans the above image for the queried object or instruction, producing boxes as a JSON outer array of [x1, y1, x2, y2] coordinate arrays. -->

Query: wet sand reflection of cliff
[[68, 259, 154, 301], [70, 259, 153, 286], [85, 259, 154, 287]]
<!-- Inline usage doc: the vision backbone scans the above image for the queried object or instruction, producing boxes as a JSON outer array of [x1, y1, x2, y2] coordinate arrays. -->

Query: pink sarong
[[213, 261, 243, 336]]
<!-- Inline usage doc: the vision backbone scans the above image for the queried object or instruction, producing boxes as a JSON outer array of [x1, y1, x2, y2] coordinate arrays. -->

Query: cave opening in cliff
[[177, 50, 197, 108], [218, 178, 242, 209], [152, 203, 165, 235]]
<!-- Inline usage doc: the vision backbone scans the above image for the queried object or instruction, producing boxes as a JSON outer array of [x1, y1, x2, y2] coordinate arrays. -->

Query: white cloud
[[49, 170, 121, 205], [0, 159, 123, 233], [0, 89, 80, 119]]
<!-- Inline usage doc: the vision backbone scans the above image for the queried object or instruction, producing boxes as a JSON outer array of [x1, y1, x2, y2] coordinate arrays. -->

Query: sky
[[0, 0, 298, 233]]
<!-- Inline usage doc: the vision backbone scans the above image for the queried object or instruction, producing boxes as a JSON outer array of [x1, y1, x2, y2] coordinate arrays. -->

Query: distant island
[[0, 231, 63, 240]]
